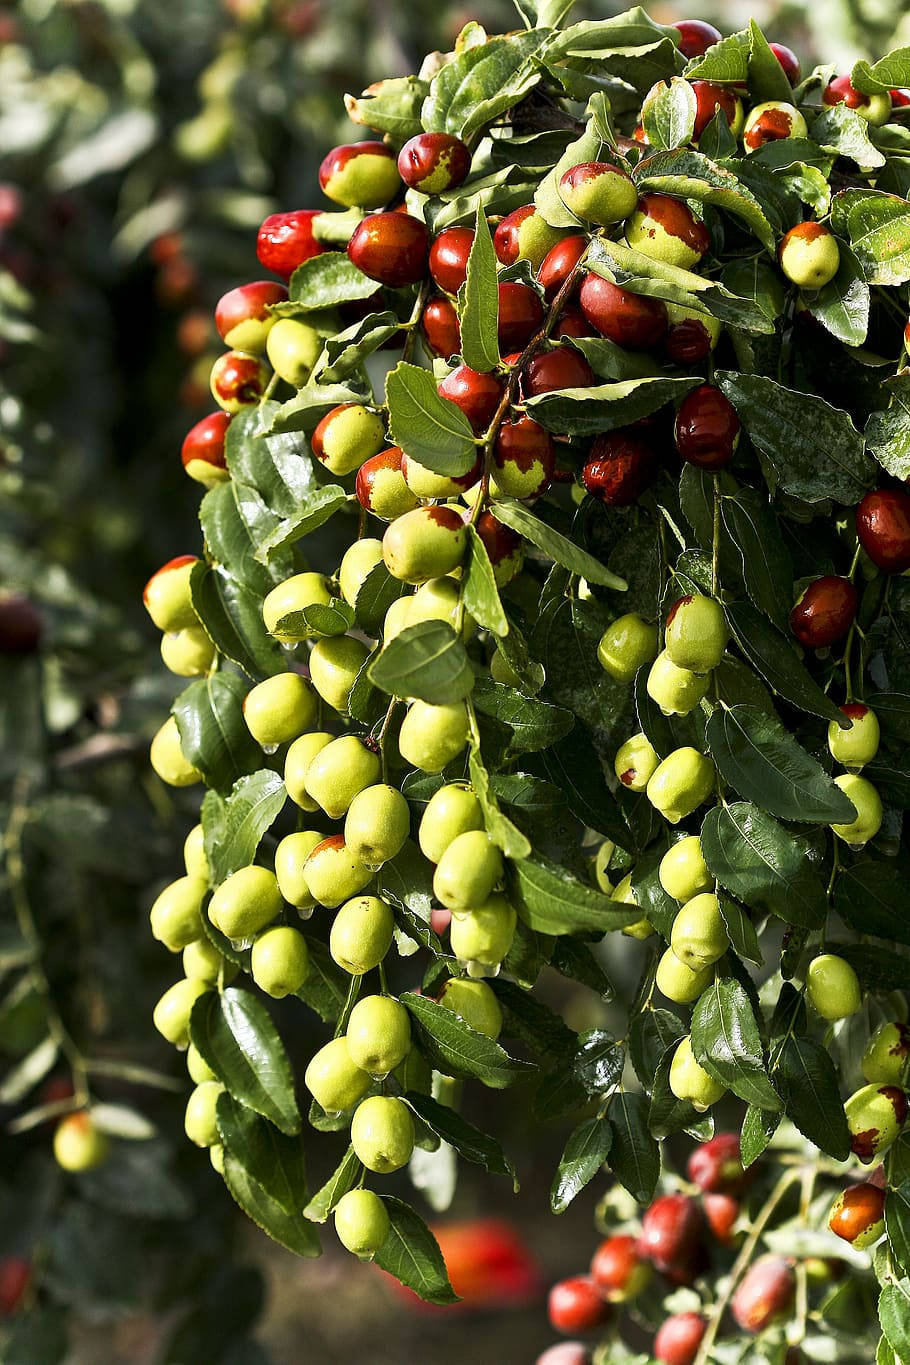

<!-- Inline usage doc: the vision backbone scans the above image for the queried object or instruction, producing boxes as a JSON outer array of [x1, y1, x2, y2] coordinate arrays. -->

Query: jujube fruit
[[830, 773, 882, 846], [823, 76, 892, 125], [344, 783, 410, 869], [770, 43, 801, 83], [304, 1037, 371, 1112], [433, 829, 503, 909], [153, 977, 211, 1048], [183, 823, 209, 882], [789, 575, 857, 648], [731, 1256, 795, 1333], [334, 1188, 390, 1259], [304, 836, 372, 909], [308, 634, 370, 712], [428, 227, 474, 294], [578, 274, 668, 349], [346, 994, 411, 1074], [647, 747, 714, 823], [330, 893, 394, 973], [547, 1276, 610, 1334], [183, 937, 236, 985], [614, 733, 659, 791], [397, 132, 470, 194], [687, 1132, 746, 1193], [243, 672, 316, 746], [338, 538, 384, 607], [557, 161, 638, 226], [653, 1311, 706, 1365], [492, 416, 555, 500], [356, 447, 418, 522], [437, 363, 503, 432], [262, 572, 332, 640], [805, 953, 862, 1020], [655, 946, 713, 1004], [664, 594, 728, 672], [590, 1234, 651, 1301], [778, 223, 841, 289], [350, 1095, 415, 1173], [215, 280, 287, 353], [383, 505, 467, 584], [398, 699, 469, 772], [538, 234, 587, 300], [659, 836, 712, 903], [150, 715, 203, 788], [53, 1111, 110, 1172], [596, 613, 659, 682], [284, 730, 334, 810], [421, 294, 461, 357], [181, 411, 231, 487], [209, 350, 270, 413], [828, 1182, 886, 1248], [143, 555, 200, 632], [251, 925, 310, 997], [522, 346, 595, 396], [494, 205, 571, 271], [266, 317, 322, 386], [304, 734, 381, 819], [670, 892, 729, 971], [691, 81, 745, 141], [497, 281, 546, 351], [184, 1080, 224, 1147], [208, 865, 284, 940], [149, 875, 206, 952], [845, 1082, 908, 1162], [318, 141, 400, 208], [437, 977, 503, 1039], [449, 893, 517, 973], [856, 487, 910, 573], [828, 702, 880, 769], [161, 625, 216, 677], [674, 384, 740, 469], [669, 1035, 727, 1112], [863, 1021, 910, 1085], [274, 830, 323, 912], [672, 19, 720, 56], [311, 402, 385, 477], [639, 1193, 703, 1272], [418, 784, 483, 862], [582, 431, 657, 506], [742, 101, 808, 152], [347, 212, 429, 287], [257, 208, 324, 278], [646, 650, 711, 716], [625, 194, 710, 270]]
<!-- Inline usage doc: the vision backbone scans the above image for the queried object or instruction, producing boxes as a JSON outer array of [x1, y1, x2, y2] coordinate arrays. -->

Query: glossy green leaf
[[607, 1090, 660, 1205], [289, 251, 379, 308], [202, 769, 287, 884], [776, 1037, 850, 1160], [401, 993, 534, 1089], [725, 600, 846, 724], [700, 802, 827, 929], [493, 499, 627, 590], [404, 1090, 516, 1182], [691, 976, 780, 1111], [462, 525, 508, 637], [550, 1115, 612, 1213], [369, 620, 474, 704], [190, 987, 300, 1135], [385, 362, 478, 476], [374, 1197, 458, 1305], [472, 677, 573, 755], [221, 1150, 319, 1258], [459, 203, 500, 373], [173, 671, 262, 795], [511, 854, 644, 936], [303, 1146, 361, 1223], [216, 1092, 307, 1215]]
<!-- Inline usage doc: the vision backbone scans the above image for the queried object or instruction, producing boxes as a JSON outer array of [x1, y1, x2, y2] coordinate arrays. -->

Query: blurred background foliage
[[1, 0, 909, 1360]]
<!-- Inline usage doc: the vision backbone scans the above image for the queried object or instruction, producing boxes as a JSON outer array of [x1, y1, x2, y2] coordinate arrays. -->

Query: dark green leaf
[[191, 563, 285, 679], [401, 993, 534, 1089], [303, 1146, 361, 1223], [807, 244, 870, 347], [173, 672, 262, 795], [608, 1090, 661, 1205], [833, 857, 910, 947], [720, 489, 794, 631], [369, 620, 474, 705], [740, 1103, 780, 1167], [886, 1184, 910, 1279], [216, 1092, 307, 1215], [405, 1090, 516, 1181], [550, 1115, 612, 1213], [641, 77, 696, 151], [880, 1281, 910, 1360], [273, 598, 354, 641], [725, 601, 846, 724], [629, 1008, 686, 1090], [700, 802, 827, 929], [386, 363, 478, 476], [374, 1196, 458, 1305], [459, 203, 500, 373], [691, 976, 780, 1111], [472, 677, 573, 755], [573, 1029, 624, 1095], [468, 747, 532, 860], [550, 937, 614, 1000], [190, 987, 300, 1135], [353, 560, 408, 637], [830, 189, 910, 287], [705, 704, 856, 823], [525, 375, 700, 438], [865, 375, 910, 482], [776, 1037, 851, 1160], [494, 498, 627, 590], [254, 486, 348, 563], [718, 897, 761, 966], [635, 147, 774, 249], [422, 30, 548, 141], [202, 769, 286, 885], [510, 854, 644, 936], [463, 525, 508, 637], [289, 251, 379, 308], [221, 1150, 319, 1258]]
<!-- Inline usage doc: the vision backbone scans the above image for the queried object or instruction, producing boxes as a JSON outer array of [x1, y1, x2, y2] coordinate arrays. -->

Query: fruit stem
[[692, 1165, 803, 1365], [711, 474, 721, 600], [4, 774, 91, 1109]]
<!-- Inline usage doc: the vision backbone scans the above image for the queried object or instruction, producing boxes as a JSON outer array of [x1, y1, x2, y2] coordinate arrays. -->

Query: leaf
[[718, 897, 761, 967], [190, 987, 300, 1135], [747, 19, 795, 102], [203, 769, 286, 884], [705, 704, 856, 823], [886, 1184, 910, 1279], [295, 938, 350, 1023], [404, 1091, 516, 1181], [607, 1091, 660, 1205], [303, 1146, 361, 1223], [459, 204, 500, 373], [831, 189, 910, 287], [463, 525, 508, 637], [880, 1280, 910, 1361], [492, 498, 627, 590], [810, 105, 886, 172], [374, 1196, 459, 1305], [369, 620, 474, 705], [574, 1029, 624, 1095], [221, 1150, 319, 1258], [807, 244, 870, 346], [0, 1035, 58, 1104], [525, 375, 700, 438], [264, 385, 367, 438], [700, 803, 826, 929], [173, 672, 262, 795], [289, 251, 379, 308], [492, 976, 577, 1055], [216, 1092, 307, 1215], [717, 370, 875, 505], [725, 601, 846, 724], [720, 489, 794, 631], [254, 486, 348, 563], [190, 564, 285, 679], [273, 598, 354, 641], [550, 1115, 612, 1213], [549, 938, 614, 1001], [866, 375, 910, 482], [472, 677, 574, 755], [514, 0, 579, 27], [468, 747, 532, 860], [539, 730, 632, 851], [635, 147, 774, 249], [401, 993, 534, 1089], [850, 47, 910, 93], [691, 976, 781, 1111], [353, 560, 408, 637], [683, 26, 749, 80], [343, 75, 428, 137], [833, 858, 910, 947], [828, 942, 910, 993], [385, 363, 479, 476], [510, 854, 644, 936], [641, 77, 696, 151], [312, 311, 401, 384], [776, 1037, 851, 1160], [740, 1103, 779, 1167], [422, 30, 548, 141], [629, 1009, 686, 1090]]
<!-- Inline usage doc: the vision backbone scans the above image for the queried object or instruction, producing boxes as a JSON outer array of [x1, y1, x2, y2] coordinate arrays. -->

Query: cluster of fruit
[[135, 2, 910, 1339], [540, 1126, 902, 1364]]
